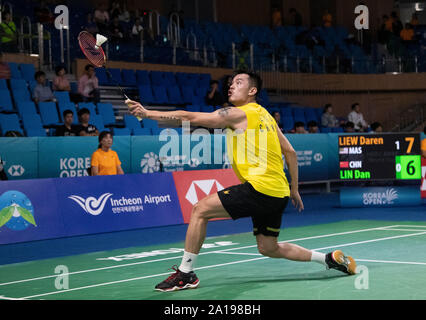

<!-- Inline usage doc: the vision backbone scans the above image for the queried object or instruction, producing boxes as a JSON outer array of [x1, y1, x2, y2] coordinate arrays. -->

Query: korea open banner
[[0, 173, 183, 244], [0, 137, 38, 180]]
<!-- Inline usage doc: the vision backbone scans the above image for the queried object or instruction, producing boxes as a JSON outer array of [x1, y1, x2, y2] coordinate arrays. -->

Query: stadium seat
[[54, 91, 71, 104], [304, 108, 319, 123], [11, 89, 32, 104], [186, 104, 201, 112], [152, 85, 169, 104], [97, 103, 116, 126], [10, 79, 27, 90], [163, 72, 177, 85], [0, 113, 23, 136], [320, 127, 332, 133], [89, 113, 106, 132], [180, 85, 196, 104], [132, 127, 151, 135], [8, 62, 22, 79], [282, 116, 295, 132], [198, 73, 211, 88], [121, 69, 137, 86], [95, 67, 110, 86], [19, 63, 36, 82], [152, 127, 182, 135], [0, 90, 15, 112], [141, 118, 159, 129], [150, 71, 167, 86], [292, 108, 306, 123], [136, 70, 150, 85], [0, 79, 7, 90], [200, 105, 215, 113], [22, 113, 46, 137], [16, 101, 38, 118], [78, 102, 97, 115], [39, 102, 61, 127], [332, 127, 344, 133], [166, 85, 184, 105], [107, 68, 122, 85], [138, 84, 155, 105], [123, 114, 142, 131], [113, 127, 131, 136]]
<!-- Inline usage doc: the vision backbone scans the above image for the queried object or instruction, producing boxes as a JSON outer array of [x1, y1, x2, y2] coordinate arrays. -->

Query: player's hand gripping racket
[[77, 31, 141, 118]]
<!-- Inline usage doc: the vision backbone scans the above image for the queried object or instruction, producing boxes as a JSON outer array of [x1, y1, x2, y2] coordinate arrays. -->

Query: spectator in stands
[[271, 111, 284, 132], [205, 80, 225, 107], [421, 126, 426, 159], [78, 64, 100, 103], [400, 23, 415, 43], [56, 109, 79, 136], [410, 13, 419, 27], [118, 3, 130, 23], [0, 156, 7, 180], [83, 13, 98, 35], [131, 17, 144, 38], [344, 121, 355, 133], [76, 107, 99, 136], [0, 12, 18, 53], [307, 120, 319, 133], [53, 66, 71, 92], [34, 0, 54, 24], [236, 41, 250, 71], [271, 6, 282, 27], [322, 9, 332, 28], [91, 131, 124, 176], [348, 103, 368, 132], [0, 52, 11, 79], [33, 71, 56, 104], [289, 8, 302, 27], [321, 104, 339, 128], [110, 1, 121, 20], [294, 121, 307, 134], [370, 122, 383, 133], [94, 3, 110, 34], [391, 11, 403, 37], [109, 16, 124, 42]]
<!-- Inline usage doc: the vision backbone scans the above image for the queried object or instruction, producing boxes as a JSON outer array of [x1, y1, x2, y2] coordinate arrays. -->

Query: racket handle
[[125, 98, 142, 121]]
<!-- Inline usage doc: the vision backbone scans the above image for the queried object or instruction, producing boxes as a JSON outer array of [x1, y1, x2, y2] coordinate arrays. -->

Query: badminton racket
[[78, 31, 129, 100]]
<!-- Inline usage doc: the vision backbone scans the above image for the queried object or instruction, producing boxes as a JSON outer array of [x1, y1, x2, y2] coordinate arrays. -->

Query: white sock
[[310, 251, 326, 266], [179, 251, 198, 273]]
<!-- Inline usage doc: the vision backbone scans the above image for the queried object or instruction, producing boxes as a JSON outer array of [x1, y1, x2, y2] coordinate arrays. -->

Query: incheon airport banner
[[0, 173, 183, 244]]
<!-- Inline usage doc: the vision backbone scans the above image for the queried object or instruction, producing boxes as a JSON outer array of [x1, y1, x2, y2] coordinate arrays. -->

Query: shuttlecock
[[95, 34, 108, 49]]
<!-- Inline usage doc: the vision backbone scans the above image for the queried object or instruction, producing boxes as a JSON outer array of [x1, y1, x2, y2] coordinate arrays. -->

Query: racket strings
[[78, 32, 105, 67]]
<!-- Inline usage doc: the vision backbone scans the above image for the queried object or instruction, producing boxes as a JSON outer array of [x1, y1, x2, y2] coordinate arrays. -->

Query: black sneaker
[[155, 265, 200, 292], [325, 250, 356, 275]]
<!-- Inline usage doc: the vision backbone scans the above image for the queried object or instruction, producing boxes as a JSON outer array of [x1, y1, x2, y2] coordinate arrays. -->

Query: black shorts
[[218, 182, 289, 237]]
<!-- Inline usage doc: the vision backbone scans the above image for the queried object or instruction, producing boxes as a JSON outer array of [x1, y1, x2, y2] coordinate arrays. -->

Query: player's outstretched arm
[[127, 100, 246, 130], [276, 124, 304, 212]]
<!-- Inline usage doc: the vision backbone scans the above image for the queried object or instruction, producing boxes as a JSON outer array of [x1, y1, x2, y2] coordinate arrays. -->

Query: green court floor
[[1, 220, 426, 300]]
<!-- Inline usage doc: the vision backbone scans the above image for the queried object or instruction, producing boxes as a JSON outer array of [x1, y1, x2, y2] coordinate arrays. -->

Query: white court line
[[0, 224, 398, 287], [0, 295, 27, 300], [356, 259, 426, 266], [16, 229, 426, 300], [376, 228, 426, 232]]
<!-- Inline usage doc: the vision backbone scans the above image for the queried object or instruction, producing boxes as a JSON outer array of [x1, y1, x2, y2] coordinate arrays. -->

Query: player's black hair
[[232, 70, 263, 98], [34, 70, 45, 80], [63, 109, 73, 118], [307, 120, 318, 128], [323, 103, 332, 113], [351, 103, 359, 110], [370, 122, 382, 131], [85, 64, 94, 71], [78, 107, 90, 117], [98, 131, 112, 149], [55, 65, 66, 75], [294, 121, 305, 128]]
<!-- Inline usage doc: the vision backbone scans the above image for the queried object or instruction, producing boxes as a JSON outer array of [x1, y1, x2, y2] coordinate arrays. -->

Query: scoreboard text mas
[[338, 133, 421, 181]]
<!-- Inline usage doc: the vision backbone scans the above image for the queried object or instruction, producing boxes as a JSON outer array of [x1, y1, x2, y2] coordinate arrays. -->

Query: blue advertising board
[[0, 173, 183, 244], [340, 186, 421, 207]]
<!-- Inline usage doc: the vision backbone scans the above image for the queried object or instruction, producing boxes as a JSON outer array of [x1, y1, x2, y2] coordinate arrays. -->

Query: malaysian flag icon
[[339, 147, 348, 154]]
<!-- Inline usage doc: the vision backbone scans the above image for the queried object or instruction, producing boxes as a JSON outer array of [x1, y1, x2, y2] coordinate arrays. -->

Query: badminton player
[[127, 71, 357, 292]]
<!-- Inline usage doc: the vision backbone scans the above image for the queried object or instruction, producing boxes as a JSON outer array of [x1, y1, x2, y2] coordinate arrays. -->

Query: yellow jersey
[[91, 149, 121, 175], [226, 103, 290, 198]]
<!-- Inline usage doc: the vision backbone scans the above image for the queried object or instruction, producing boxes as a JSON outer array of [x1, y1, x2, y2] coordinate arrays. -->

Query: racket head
[[78, 31, 106, 68]]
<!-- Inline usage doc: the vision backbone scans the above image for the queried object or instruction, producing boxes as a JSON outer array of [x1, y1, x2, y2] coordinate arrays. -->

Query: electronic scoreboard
[[338, 133, 421, 181]]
